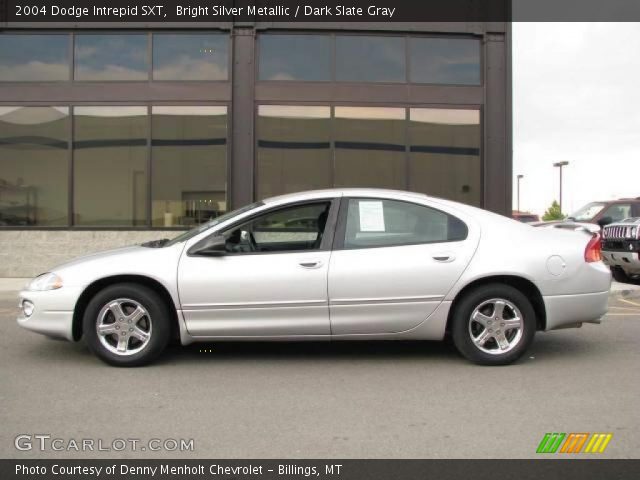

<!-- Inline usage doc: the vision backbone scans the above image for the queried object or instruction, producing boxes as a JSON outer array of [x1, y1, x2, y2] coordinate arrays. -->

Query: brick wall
[[0, 231, 180, 277]]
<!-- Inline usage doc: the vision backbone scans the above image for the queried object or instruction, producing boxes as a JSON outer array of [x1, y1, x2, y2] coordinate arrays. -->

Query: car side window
[[343, 198, 467, 249], [224, 202, 331, 254], [602, 204, 632, 222]]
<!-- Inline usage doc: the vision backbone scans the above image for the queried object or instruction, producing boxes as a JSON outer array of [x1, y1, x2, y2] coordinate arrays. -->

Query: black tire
[[611, 266, 632, 284], [451, 283, 537, 366], [83, 283, 171, 367]]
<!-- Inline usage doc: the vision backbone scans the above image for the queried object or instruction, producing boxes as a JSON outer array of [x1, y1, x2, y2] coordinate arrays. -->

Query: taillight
[[585, 233, 602, 263]]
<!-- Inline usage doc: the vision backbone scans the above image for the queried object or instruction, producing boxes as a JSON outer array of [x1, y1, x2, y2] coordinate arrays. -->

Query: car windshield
[[569, 202, 605, 222], [164, 202, 264, 247]]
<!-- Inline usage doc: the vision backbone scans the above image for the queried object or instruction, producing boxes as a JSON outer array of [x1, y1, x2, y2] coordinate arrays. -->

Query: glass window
[[257, 106, 331, 199], [602, 204, 632, 223], [409, 109, 481, 206], [153, 34, 228, 81], [75, 34, 148, 81], [336, 36, 406, 83], [259, 34, 331, 81], [569, 202, 605, 222], [225, 202, 331, 253], [0, 34, 69, 82], [343, 198, 467, 249], [334, 107, 406, 189], [165, 201, 263, 247], [0, 107, 69, 226], [409, 37, 481, 85], [152, 106, 227, 227], [73, 107, 148, 226]]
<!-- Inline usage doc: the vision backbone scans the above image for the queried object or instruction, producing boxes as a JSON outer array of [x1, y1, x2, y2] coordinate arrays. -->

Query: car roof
[[259, 188, 513, 227], [262, 188, 430, 205]]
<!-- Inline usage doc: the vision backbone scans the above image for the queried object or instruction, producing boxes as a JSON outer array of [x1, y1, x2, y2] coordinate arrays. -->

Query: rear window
[[343, 198, 468, 249]]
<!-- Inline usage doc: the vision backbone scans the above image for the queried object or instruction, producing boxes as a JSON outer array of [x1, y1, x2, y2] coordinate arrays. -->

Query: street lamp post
[[553, 161, 569, 214], [516, 174, 524, 212]]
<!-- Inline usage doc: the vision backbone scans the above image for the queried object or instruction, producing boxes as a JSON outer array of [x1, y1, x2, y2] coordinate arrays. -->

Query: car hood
[[46, 243, 185, 289], [50, 245, 147, 272]]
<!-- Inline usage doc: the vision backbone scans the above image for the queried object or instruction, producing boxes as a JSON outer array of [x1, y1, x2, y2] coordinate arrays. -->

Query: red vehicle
[[512, 211, 540, 223]]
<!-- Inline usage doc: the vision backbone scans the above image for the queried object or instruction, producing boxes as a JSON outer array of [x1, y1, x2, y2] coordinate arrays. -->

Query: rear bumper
[[543, 290, 609, 331], [602, 250, 640, 275]]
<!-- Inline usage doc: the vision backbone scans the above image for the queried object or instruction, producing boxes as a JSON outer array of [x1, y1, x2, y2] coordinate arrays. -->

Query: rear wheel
[[451, 284, 536, 365], [83, 283, 170, 367]]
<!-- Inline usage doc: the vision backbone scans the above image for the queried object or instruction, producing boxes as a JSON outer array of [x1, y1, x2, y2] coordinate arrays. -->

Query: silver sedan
[[17, 189, 610, 366]]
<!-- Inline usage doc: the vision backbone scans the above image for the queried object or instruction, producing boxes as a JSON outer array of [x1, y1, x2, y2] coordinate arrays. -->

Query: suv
[[566, 198, 640, 227], [601, 217, 640, 284]]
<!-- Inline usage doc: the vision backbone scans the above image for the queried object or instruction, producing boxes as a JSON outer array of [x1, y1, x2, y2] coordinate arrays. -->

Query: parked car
[[17, 189, 610, 367], [601, 217, 640, 284], [512, 211, 540, 223], [533, 198, 640, 228]]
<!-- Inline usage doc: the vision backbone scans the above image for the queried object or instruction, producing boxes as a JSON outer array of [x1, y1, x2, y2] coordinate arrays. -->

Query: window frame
[[150, 104, 230, 228], [0, 102, 230, 231], [0, 105, 72, 227], [335, 33, 407, 84], [73, 32, 151, 83], [152, 31, 231, 83], [256, 31, 483, 87], [190, 198, 341, 257], [0, 30, 233, 85], [254, 103, 484, 208], [408, 35, 483, 87], [0, 32, 72, 83], [257, 32, 333, 83], [332, 196, 469, 251]]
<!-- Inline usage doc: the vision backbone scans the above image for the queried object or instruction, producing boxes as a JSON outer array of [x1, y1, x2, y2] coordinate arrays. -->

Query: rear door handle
[[432, 254, 455, 263], [299, 260, 323, 269]]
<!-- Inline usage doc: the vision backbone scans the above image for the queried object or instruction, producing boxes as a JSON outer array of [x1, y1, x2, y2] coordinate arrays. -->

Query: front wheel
[[451, 284, 537, 365], [83, 283, 171, 367], [611, 266, 633, 284]]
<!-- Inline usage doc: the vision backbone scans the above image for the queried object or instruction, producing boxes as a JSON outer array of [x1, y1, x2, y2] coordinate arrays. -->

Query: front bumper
[[543, 290, 609, 331], [17, 287, 82, 342], [602, 249, 640, 275]]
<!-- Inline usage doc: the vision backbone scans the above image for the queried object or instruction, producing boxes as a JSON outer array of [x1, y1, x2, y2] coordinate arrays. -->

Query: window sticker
[[359, 201, 386, 232]]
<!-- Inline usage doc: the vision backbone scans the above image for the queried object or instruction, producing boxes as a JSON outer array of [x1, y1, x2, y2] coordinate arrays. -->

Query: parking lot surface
[[1, 287, 639, 459]]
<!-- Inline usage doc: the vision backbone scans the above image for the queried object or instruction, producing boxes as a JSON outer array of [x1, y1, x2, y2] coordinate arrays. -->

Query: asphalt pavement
[[1, 285, 639, 459]]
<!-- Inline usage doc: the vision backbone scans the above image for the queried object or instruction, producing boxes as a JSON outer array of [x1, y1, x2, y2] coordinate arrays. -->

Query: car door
[[178, 199, 339, 337], [328, 197, 478, 335]]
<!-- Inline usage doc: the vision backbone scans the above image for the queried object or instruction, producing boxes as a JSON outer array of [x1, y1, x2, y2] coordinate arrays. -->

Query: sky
[[512, 22, 640, 216]]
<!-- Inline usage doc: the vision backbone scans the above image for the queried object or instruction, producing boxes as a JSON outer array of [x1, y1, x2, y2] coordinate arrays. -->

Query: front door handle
[[432, 254, 455, 263], [299, 260, 323, 269]]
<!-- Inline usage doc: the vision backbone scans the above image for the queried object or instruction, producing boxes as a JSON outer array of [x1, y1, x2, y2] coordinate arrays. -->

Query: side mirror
[[188, 234, 227, 256], [597, 216, 612, 228]]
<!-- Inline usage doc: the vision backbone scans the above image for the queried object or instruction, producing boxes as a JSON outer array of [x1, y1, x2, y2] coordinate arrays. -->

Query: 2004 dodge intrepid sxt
[[17, 189, 610, 367]]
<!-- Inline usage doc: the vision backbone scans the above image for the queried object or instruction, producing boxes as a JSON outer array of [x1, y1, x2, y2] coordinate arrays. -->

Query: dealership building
[[0, 21, 511, 276]]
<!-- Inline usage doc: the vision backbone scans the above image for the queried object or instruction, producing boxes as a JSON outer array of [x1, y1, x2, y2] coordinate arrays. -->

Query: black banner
[[4, 0, 507, 23], [2, 460, 640, 480], [3, 0, 640, 23]]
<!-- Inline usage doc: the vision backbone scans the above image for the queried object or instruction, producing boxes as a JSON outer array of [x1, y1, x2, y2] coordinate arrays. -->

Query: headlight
[[27, 273, 63, 291]]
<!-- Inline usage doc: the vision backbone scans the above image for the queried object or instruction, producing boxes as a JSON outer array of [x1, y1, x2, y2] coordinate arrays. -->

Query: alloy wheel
[[468, 298, 524, 355], [95, 298, 152, 356]]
